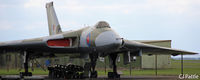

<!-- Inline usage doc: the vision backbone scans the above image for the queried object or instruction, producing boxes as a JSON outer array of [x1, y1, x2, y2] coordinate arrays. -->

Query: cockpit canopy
[[95, 21, 111, 28]]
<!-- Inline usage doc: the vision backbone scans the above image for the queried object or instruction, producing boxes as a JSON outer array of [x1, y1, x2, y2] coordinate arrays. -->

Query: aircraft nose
[[95, 31, 122, 50]]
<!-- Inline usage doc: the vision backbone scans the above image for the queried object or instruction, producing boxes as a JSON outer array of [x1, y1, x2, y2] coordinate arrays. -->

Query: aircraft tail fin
[[46, 2, 62, 35]]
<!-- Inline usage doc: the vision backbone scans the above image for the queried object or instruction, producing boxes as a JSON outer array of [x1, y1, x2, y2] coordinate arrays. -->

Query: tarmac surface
[[0, 75, 180, 80]]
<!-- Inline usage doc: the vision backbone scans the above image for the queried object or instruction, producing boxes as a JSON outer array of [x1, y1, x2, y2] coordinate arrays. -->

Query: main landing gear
[[83, 53, 98, 78], [108, 54, 120, 78], [20, 51, 32, 78]]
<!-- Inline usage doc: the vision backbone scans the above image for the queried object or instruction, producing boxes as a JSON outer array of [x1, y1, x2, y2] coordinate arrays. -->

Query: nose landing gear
[[108, 54, 120, 78]]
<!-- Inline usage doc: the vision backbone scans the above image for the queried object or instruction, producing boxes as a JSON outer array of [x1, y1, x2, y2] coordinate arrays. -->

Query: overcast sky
[[0, 0, 199, 58]]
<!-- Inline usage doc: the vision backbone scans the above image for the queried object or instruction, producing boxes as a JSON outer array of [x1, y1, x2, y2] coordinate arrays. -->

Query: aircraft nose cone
[[95, 31, 122, 51]]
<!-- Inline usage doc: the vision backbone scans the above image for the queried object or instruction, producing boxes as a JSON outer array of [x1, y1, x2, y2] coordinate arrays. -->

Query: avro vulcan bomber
[[0, 2, 197, 78]]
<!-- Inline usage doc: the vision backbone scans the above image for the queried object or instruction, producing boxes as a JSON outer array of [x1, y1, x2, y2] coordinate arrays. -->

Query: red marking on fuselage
[[86, 33, 91, 46], [47, 39, 70, 47], [87, 35, 90, 44]]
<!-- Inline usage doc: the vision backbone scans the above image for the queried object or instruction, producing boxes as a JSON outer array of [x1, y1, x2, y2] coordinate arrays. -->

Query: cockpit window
[[95, 21, 111, 28]]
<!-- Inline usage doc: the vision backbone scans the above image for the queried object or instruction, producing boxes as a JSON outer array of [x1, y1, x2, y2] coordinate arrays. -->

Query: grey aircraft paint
[[0, 2, 197, 58], [95, 31, 122, 53], [0, 1, 197, 78]]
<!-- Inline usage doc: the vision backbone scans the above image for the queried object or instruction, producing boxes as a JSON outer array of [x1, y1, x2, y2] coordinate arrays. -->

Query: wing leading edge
[[0, 37, 47, 53], [0, 33, 80, 55], [122, 40, 198, 55]]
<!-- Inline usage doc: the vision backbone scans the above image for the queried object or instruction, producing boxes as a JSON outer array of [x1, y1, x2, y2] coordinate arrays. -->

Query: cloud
[[0, 4, 8, 8], [57, 0, 133, 14], [23, 22, 46, 31], [23, 0, 47, 8], [144, 0, 197, 14], [55, 0, 200, 15], [21, 0, 200, 16], [57, 0, 85, 13], [0, 21, 13, 30], [60, 20, 85, 31]]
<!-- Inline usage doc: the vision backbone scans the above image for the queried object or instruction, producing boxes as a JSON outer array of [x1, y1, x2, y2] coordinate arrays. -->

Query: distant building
[[140, 40, 171, 69]]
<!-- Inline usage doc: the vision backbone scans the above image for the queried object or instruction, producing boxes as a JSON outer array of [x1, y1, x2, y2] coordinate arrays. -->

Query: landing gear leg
[[83, 62, 91, 78], [83, 53, 98, 78], [89, 53, 98, 78], [20, 51, 32, 78], [108, 54, 120, 78]]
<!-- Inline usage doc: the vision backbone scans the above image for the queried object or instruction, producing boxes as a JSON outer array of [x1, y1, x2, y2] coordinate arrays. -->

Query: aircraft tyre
[[108, 72, 120, 78], [20, 72, 32, 78], [90, 71, 97, 78]]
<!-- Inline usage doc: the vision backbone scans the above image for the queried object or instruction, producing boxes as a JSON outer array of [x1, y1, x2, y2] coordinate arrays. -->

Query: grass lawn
[[97, 68, 200, 76], [0, 68, 48, 75], [0, 60, 200, 76]]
